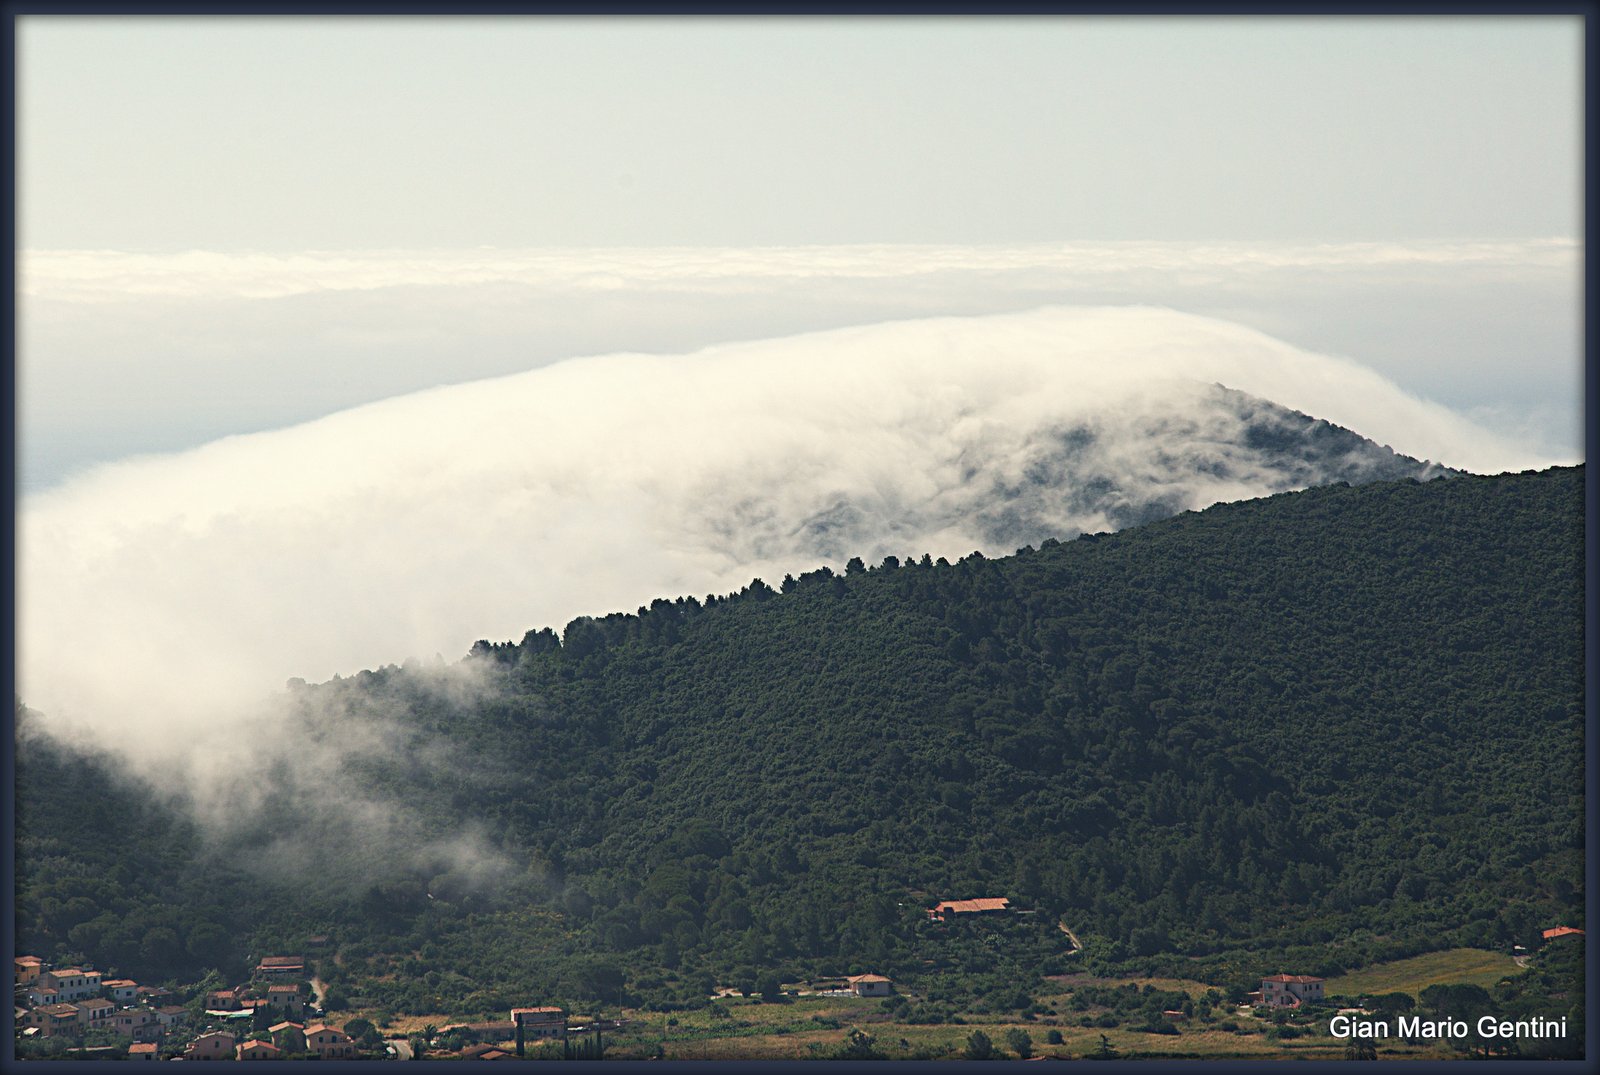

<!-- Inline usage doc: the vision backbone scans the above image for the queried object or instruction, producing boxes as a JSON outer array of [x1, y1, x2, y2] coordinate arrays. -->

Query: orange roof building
[[1542, 926, 1585, 940], [929, 897, 1011, 919]]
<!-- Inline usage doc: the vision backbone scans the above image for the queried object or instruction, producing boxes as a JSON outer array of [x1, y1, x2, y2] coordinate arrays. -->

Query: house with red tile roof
[[929, 897, 1011, 920], [110, 1008, 159, 1038], [1260, 974, 1324, 1008], [185, 1031, 237, 1060], [26, 1003, 81, 1036], [39, 967, 102, 1001], [14, 955, 45, 986], [847, 973, 894, 997], [129, 1042, 160, 1060], [151, 1005, 188, 1029], [237, 1038, 283, 1060], [1542, 925, 1585, 941], [255, 955, 306, 980], [305, 1023, 357, 1058], [266, 983, 305, 1018], [76, 996, 117, 1028], [269, 1021, 307, 1052], [103, 979, 139, 1004]]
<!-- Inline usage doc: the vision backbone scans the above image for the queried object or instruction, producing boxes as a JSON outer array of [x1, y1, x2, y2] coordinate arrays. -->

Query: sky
[[18, 17, 1581, 249], [11, 16, 1587, 811]]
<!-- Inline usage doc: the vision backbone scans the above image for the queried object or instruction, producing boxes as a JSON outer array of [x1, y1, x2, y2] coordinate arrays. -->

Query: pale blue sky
[[19, 16, 1582, 249], [14, 16, 1585, 492]]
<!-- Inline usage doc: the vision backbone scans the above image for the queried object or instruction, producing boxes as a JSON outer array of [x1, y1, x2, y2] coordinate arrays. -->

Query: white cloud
[[16, 302, 1567, 873]]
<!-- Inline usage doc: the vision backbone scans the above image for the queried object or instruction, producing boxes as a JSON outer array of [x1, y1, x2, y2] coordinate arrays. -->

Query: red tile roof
[[848, 974, 891, 983], [269, 1021, 304, 1033], [238, 1040, 281, 1054], [129, 1043, 159, 1054], [1542, 926, 1585, 940], [931, 897, 1011, 915], [1261, 974, 1323, 983]]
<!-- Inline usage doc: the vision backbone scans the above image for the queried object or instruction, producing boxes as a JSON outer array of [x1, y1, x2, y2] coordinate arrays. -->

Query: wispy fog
[[15, 304, 1565, 877]]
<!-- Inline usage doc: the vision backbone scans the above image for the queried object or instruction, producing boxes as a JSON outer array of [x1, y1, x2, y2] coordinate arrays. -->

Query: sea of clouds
[[15, 241, 1580, 879]]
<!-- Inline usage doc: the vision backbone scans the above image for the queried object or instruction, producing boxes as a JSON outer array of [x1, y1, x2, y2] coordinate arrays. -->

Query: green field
[[1323, 948, 1525, 999]]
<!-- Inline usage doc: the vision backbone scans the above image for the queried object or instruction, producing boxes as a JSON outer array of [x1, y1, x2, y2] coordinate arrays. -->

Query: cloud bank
[[18, 239, 1581, 492], [15, 305, 1561, 873]]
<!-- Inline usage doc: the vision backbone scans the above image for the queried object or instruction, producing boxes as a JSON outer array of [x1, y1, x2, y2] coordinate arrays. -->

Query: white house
[[1260, 974, 1324, 1008], [847, 974, 894, 997]]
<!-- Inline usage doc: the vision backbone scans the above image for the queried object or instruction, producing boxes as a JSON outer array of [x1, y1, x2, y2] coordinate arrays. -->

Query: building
[[928, 897, 1011, 920], [185, 1031, 238, 1060], [305, 1023, 357, 1059], [76, 996, 117, 1028], [266, 983, 304, 1018], [103, 979, 139, 1004], [269, 1021, 306, 1053], [1260, 974, 1325, 1008], [26, 1003, 81, 1037], [25, 984, 62, 1007], [238, 1039, 284, 1060], [206, 986, 250, 1010], [847, 974, 893, 997], [14, 956, 45, 986], [111, 1008, 160, 1039], [129, 1042, 160, 1061], [39, 968, 103, 1002], [1542, 926, 1585, 942], [511, 1006, 566, 1039], [151, 1005, 188, 1029], [255, 955, 306, 980], [136, 985, 175, 1005]]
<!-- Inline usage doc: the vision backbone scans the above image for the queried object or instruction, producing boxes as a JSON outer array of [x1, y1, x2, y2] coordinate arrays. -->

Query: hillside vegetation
[[15, 466, 1583, 1021]]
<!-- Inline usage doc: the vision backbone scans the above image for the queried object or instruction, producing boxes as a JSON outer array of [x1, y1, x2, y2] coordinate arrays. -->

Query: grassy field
[[375, 953, 1529, 1061], [1323, 948, 1524, 998]]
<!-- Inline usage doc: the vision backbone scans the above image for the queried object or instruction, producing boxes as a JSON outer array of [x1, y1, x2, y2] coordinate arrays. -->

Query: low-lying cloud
[[18, 239, 1581, 492], [15, 304, 1564, 876]]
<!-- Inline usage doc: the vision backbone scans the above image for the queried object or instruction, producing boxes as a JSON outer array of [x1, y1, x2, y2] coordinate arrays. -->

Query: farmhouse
[[847, 974, 894, 997], [1541, 926, 1585, 942], [129, 1042, 159, 1061], [511, 1007, 567, 1038], [1260, 974, 1324, 1008], [255, 955, 306, 979], [928, 897, 1011, 920]]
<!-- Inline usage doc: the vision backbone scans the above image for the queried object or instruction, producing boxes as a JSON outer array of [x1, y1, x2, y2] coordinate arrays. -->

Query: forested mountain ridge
[[15, 465, 1583, 1017]]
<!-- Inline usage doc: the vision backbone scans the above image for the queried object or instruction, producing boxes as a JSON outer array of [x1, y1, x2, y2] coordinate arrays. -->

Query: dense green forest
[[15, 465, 1584, 1020]]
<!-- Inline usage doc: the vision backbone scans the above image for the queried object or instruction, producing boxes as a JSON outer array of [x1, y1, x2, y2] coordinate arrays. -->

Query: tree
[[1344, 1037, 1378, 1060], [1005, 1027, 1034, 1059], [757, 971, 783, 1003], [1091, 1034, 1118, 1059], [836, 1028, 880, 1060], [963, 1030, 994, 1060]]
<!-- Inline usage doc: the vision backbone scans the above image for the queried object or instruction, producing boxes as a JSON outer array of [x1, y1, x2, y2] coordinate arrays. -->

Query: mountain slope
[[15, 465, 1582, 1015]]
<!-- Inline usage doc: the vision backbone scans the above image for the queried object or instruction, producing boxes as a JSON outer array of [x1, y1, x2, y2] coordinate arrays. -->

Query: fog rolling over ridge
[[16, 305, 1547, 876]]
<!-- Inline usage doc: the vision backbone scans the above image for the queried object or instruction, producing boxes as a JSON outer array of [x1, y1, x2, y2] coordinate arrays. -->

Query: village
[[12, 910, 1584, 1061]]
